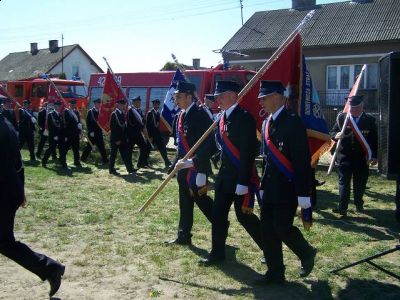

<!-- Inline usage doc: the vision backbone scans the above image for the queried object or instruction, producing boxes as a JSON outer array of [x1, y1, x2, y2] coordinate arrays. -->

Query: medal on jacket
[[183, 125, 188, 136], [224, 121, 230, 136], [278, 141, 284, 151]]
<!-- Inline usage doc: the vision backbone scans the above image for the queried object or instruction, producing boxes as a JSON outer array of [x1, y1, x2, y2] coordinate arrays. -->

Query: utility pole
[[61, 34, 64, 74], [240, 0, 244, 25]]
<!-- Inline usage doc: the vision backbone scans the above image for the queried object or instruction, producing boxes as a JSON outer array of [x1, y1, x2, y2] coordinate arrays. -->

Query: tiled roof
[[222, 0, 400, 51]]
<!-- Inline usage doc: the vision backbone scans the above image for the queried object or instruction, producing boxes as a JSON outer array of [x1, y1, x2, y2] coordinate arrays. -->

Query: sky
[[0, 0, 344, 72]]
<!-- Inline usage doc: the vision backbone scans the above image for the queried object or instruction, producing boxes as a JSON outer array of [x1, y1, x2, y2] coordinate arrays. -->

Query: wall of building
[[49, 48, 100, 86]]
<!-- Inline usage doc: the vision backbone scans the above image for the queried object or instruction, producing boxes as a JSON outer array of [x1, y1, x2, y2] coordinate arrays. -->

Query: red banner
[[98, 69, 125, 132]]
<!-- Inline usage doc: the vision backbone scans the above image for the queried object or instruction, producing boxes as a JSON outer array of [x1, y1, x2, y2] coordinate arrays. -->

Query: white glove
[[53, 136, 58, 141], [298, 196, 311, 209], [259, 190, 264, 199], [196, 173, 207, 187], [89, 132, 95, 137], [43, 129, 49, 136], [235, 184, 248, 196], [64, 137, 68, 142], [77, 123, 82, 131], [31, 117, 37, 124], [175, 158, 194, 170]]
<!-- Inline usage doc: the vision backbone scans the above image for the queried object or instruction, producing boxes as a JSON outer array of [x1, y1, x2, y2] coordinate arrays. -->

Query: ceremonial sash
[[348, 114, 372, 161], [177, 112, 197, 189], [217, 115, 260, 214], [263, 118, 295, 181]]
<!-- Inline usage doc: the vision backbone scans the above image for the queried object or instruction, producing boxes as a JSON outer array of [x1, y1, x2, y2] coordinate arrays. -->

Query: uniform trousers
[[338, 163, 369, 210], [261, 201, 313, 276], [210, 184, 263, 259], [81, 134, 108, 163], [19, 131, 35, 160], [109, 141, 133, 173]]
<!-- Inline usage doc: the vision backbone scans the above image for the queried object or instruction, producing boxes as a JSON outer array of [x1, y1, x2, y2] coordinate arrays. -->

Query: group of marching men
[[0, 96, 172, 174], [0, 76, 379, 295], [166, 78, 378, 284]]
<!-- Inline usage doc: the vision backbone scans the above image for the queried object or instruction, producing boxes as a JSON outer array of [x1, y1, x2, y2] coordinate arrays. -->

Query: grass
[[1, 149, 399, 299]]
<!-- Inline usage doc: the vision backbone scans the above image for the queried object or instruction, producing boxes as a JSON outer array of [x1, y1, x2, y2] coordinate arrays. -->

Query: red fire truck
[[88, 64, 255, 114], [5, 77, 87, 112]]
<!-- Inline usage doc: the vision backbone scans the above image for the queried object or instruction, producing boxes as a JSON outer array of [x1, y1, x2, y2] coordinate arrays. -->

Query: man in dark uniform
[[165, 81, 214, 245], [146, 99, 171, 169], [0, 114, 65, 297], [197, 80, 263, 265], [109, 99, 134, 175], [81, 98, 108, 164], [255, 80, 316, 284], [2, 98, 18, 130], [42, 101, 64, 168], [62, 99, 82, 168], [126, 96, 149, 169], [36, 102, 57, 160], [18, 100, 37, 161], [330, 95, 378, 216]]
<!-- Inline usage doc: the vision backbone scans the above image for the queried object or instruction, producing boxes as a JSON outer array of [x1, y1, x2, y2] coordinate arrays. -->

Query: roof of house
[[0, 44, 103, 81], [222, 0, 400, 52]]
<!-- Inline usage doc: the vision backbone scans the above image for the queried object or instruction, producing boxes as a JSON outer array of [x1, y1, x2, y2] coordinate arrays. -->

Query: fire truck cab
[[6, 77, 87, 112]]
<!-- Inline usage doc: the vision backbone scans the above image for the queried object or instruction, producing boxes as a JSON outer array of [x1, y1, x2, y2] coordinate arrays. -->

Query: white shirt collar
[[225, 103, 238, 118], [271, 105, 285, 121]]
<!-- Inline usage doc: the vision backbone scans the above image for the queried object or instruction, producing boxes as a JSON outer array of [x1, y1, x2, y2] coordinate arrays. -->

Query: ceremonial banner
[[238, 33, 330, 166], [98, 69, 125, 132], [160, 68, 185, 133]]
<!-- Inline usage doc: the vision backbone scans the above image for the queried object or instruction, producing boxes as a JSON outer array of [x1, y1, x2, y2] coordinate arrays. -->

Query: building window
[[72, 65, 79, 77], [327, 64, 378, 91]]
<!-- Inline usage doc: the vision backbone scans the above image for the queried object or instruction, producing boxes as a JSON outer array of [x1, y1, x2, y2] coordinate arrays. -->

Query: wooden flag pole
[[137, 10, 316, 213]]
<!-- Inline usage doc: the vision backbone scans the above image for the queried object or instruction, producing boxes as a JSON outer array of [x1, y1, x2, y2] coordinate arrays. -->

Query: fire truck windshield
[[55, 84, 87, 98]]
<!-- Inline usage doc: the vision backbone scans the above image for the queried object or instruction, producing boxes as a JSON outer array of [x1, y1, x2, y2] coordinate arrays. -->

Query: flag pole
[[137, 10, 316, 213], [327, 64, 366, 175]]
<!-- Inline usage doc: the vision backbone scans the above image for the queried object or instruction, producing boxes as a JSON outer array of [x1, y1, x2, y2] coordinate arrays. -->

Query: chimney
[[30, 42, 38, 55], [192, 58, 200, 70], [49, 40, 59, 53], [292, 0, 316, 10]]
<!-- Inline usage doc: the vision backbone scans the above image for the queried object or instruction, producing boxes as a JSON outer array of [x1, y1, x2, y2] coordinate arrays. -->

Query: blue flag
[[160, 68, 186, 133]]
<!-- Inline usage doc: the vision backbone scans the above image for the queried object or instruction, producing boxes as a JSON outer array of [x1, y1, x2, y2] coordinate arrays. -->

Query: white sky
[[0, 0, 343, 72]]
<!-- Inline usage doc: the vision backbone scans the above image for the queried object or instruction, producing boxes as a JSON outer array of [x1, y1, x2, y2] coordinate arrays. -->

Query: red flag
[[238, 34, 331, 165], [98, 69, 125, 132]]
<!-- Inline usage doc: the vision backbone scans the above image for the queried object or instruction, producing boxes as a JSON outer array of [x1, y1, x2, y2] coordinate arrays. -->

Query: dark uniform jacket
[[330, 112, 378, 167], [2, 109, 18, 130], [38, 108, 47, 133], [146, 109, 161, 139], [64, 108, 81, 137], [261, 109, 312, 204], [0, 115, 24, 210], [110, 109, 126, 143], [174, 105, 215, 184], [86, 107, 102, 136], [215, 105, 258, 193], [126, 107, 144, 139], [18, 108, 36, 133], [47, 110, 64, 140]]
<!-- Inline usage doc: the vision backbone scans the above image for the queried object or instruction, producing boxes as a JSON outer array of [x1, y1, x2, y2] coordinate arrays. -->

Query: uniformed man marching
[[109, 99, 134, 175], [62, 99, 82, 168], [126, 96, 149, 169], [42, 100, 64, 168], [330, 95, 378, 216], [81, 98, 108, 164], [1, 113, 65, 298], [18, 99, 37, 161], [146, 99, 171, 169], [256, 80, 316, 284], [166, 81, 214, 245], [195, 80, 263, 265], [36, 102, 57, 160]]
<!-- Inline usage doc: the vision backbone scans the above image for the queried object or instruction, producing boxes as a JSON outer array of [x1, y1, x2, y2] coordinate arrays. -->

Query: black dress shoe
[[48, 265, 65, 297], [356, 205, 364, 212], [332, 208, 347, 217], [109, 169, 120, 176], [198, 255, 225, 266], [164, 237, 191, 246], [300, 247, 317, 277], [254, 272, 285, 285]]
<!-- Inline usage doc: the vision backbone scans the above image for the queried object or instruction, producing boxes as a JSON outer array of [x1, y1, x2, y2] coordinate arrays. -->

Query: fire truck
[[5, 77, 87, 112], [88, 64, 255, 111]]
